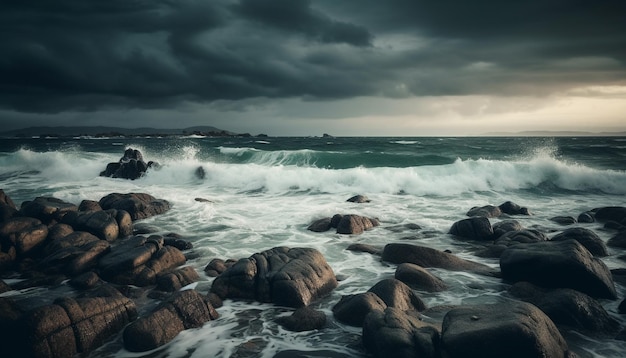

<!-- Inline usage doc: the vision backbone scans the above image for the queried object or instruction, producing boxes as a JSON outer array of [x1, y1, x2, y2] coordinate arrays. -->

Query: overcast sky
[[1, 0, 625, 136]]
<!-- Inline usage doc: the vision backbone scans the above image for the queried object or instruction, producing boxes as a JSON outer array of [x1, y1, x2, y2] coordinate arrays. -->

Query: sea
[[1, 135, 625, 357]]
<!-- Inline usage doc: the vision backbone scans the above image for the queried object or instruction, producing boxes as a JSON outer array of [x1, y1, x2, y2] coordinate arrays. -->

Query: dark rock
[[496, 228, 548, 244], [0, 216, 49, 255], [100, 148, 153, 180], [385, 223, 422, 232], [204, 258, 234, 277], [332, 292, 387, 327], [577, 212, 595, 223], [608, 231, 626, 249], [0, 189, 16, 209], [336, 214, 379, 235], [346, 243, 382, 255], [605, 220, 626, 231], [194, 197, 213, 203], [440, 301, 570, 358], [330, 214, 343, 228], [363, 308, 440, 358], [347, 195, 371, 203], [382, 243, 495, 275], [40, 231, 111, 275], [99, 193, 171, 221], [156, 266, 200, 292], [133, 246, 187, 286], [449, 217, 493, 240], [619, 299, 626, 314], [368, 278, 426, 312], [550, 216, 577, 225], [307, 217, 332, 232], [277, 307, 327, 332], [62, 210, 120, 242], [211, 247, 338, 308], [69, 271, 102, 290], [112, 209, 133, 238], [594, 206, 626, 223], [98, 236, 160, 279], [78, 200, 102, 212], [466, 205, 501, 218], [47, 223, 74, 241], [164, 235, 193, 250], [498, 201, 531, 215], [195, 166, 206, 179], [551, 227, 609, 257], [0, 280, 10, 294], [611, 268, 626, 286], [123, 289, 218, 352], [509, 281, 620, 336], [492, 220, 523, 238], [20, 288, 137, 357], [19, 196, 78, 224], [395, 263, 447, 292], [0, 204, 17, 223], [133, 223, 160, 234], [500, 240, 617, 299]]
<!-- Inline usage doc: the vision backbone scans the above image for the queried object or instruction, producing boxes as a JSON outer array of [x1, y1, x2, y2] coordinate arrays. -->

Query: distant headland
[[481, 130, 626, 137], [0, 126, 268, 138]]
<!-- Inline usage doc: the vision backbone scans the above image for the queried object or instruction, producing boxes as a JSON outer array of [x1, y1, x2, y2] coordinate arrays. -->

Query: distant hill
[[0, 126, 247, 138], [481, 130, 626, 137]]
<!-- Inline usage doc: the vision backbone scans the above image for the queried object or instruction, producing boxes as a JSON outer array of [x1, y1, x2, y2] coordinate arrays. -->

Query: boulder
[[466, 205, 501, 218], [204, 258, 235, 277], [211, 247, 338, 308], [363, 308, 440, 358], [509, 281, 620, 336], [100, 148, 154, 180], [47, 223, 74, 241], [78, 200, 102, 212], [492, 220, 523, 238], [0, 189, 16, 209], [0, 204, 17, 223], [156, 266, 200, 292], [577, 212, 595, 223], [347, 195, 371, 203], [132, 246, 188, 286], [498, 201, 531, 215], [332, 292, 387, 327], [551, 227, 609, 257], [449, 217, 493, 240], [440, 302, 571, 358], [496, 229, 548, 244], [69, 271, 102, 290], [336, 214, 379, 235], [594, 206, 626, 223], [277, 307, 327, 332], [164, 235, 193, 250], [368, 278, 426, 312], [608, 231, 626, 249], [19, 196, 78, 224], [0, 217, 49, 256], [550, 216, 577, 225], [40, 231, 111, 275], [382, 243, 495, 275], [62, 210, 120, 242], [123, 289, 218, 352], [99, 193, 171, 221], [98, 236, 159, 278], [395, 263, 447, 292], [307, 217, 332, 232], [500, 240, 617, 299]]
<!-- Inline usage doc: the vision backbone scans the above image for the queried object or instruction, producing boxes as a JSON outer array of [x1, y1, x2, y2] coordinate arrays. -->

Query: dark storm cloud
[[0, 0, 624, 114]]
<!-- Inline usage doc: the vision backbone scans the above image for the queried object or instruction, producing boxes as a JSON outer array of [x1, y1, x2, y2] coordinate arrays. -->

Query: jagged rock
[[19, 196, 78, 224], [440, 302, 571, 358], [123, 289, 218, 352], [336, 214, 379, 235], [99, 193, 171, 221], [550, 216, 577, 225], [40, 231, 111, 275], [551, 227, 609, 257], [347, 195, 371, 203], [363, 308, 440, 358], [395, 263, 447, 292], [382, 243, 495, 275], [500, 240, 617, 299], [0, 216, 49, 256], [509, 281, 620, 336], [277, 307, 327, 332], [100, 148, 154, 180], [211, 247, 337, 308], [156, 266, 200, 292], [449, 217, 493, 240], [368, 278, 426, 312], [498, 201, 531, 215], [333, 292, 387, 327], [466, 205, 501, 218]]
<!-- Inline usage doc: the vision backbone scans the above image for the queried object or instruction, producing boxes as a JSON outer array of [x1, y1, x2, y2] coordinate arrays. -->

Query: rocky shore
[[0, 152, 625, 357]]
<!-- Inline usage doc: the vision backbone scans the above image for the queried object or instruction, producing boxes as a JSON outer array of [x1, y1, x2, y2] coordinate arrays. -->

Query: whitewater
[[1, 136, 625, 357]]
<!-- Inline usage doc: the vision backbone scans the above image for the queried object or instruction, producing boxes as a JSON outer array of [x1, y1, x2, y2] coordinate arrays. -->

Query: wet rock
[[496, 228, 548, 244], [347, 195, 371, 203], [0, 189, 16, 209], [466, 205, 501, 218], [195, 166, 206, 179], [382, 243, 495, 275], [363, 308, 440, 358], [123, 289, 218, 352], [368, 278, 426, 312], [346, 243, 382, 255], [78, 200, 102, 212], [100, 148, 154, 180], [211, 247, 338, 308], [500, 240, 617, 299], [492, 220, 523, 238], [577, 212, 595, 223], [498, 201, 531, 215], [0, 216, 49, 256], [19, 196, 78, 224], [395, 263, 447, 292], [0, 203, 17, 223], [333, 292, 387, 327], [164, 235, 193, 250], [47, 223, 74, 241], [336, 214, 379, 235], [99, 193, 171, 221], [277, 306, 327, 332], [132, 246, 187, 286], [441, 301, 571, 358], [619, 299, 626, 314], [608, 231, 626, 249], [156, 266, 200, 292], [0, 279, 10, 294], [509, 281, 620, 336], [204, 258, 235, 277], [98, 236, 160, 281], [551, 227, 609, 257], [307, 217, 332, 232], [594, 206, 626, 223], [62, 209, 120, 242], [40, 231, 111, 275], [449, 217, 494, 240], [69, 271, 102, 290], [550, 216, 577, 225]]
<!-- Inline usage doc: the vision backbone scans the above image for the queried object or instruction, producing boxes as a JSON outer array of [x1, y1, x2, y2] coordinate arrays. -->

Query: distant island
[[481, 130, 626, 137], [0, 126, 265, 138]]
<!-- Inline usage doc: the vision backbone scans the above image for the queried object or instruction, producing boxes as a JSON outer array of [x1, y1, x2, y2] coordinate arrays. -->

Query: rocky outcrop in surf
[[99, 148, 157, 180], [308, 213, 379, 234]]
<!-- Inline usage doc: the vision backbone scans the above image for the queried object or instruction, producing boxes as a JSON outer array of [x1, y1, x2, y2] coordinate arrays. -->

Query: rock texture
[[99, 193, 171, 221]]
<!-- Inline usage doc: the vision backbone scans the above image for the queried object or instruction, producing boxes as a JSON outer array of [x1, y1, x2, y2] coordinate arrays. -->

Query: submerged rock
[[347, 195, 371, 203], [277, 306, 327, 332]]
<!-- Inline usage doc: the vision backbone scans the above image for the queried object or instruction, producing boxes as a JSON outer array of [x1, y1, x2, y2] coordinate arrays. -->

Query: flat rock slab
[[500, 239, 617, 299], [211, 247, 338, 308]]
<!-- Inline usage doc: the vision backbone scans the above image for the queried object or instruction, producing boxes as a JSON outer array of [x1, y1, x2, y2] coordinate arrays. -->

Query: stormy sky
[[1, 0, 625, 135]]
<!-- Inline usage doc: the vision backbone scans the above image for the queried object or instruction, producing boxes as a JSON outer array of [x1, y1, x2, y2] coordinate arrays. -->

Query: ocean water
[[1, 135, 625, 357]]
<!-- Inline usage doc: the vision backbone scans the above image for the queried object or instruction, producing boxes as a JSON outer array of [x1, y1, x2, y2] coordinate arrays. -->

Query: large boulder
[[61, 210, 120, 242], [100, 148, 155, 180], [382, 243, 495, 275], [509, 281, 620, 336], [277, 307, 327, 332], [498, 201, 531, 215], [367, 278, 426, 312], [466, 205, 501, 218], [336, 214, 379, 235], [449, 217, 494, 240], [500, 240, 617, 299], [492, 220, 523, 238], [363, 308, 440, 358], [123, 289, 218, 352], [550, 227, 609, 257], [40, 231, 111, 275], [211, 247, 338, 308], [395, 263, 447, 292], [332, 292, 387, 327], [594, 206, 626, 223], [0, 217, 49, 256], [19, 196, 78, 224], [156, 266, 200, 292], [99, 193, 171, 221], [440, 302, 571, 358]]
